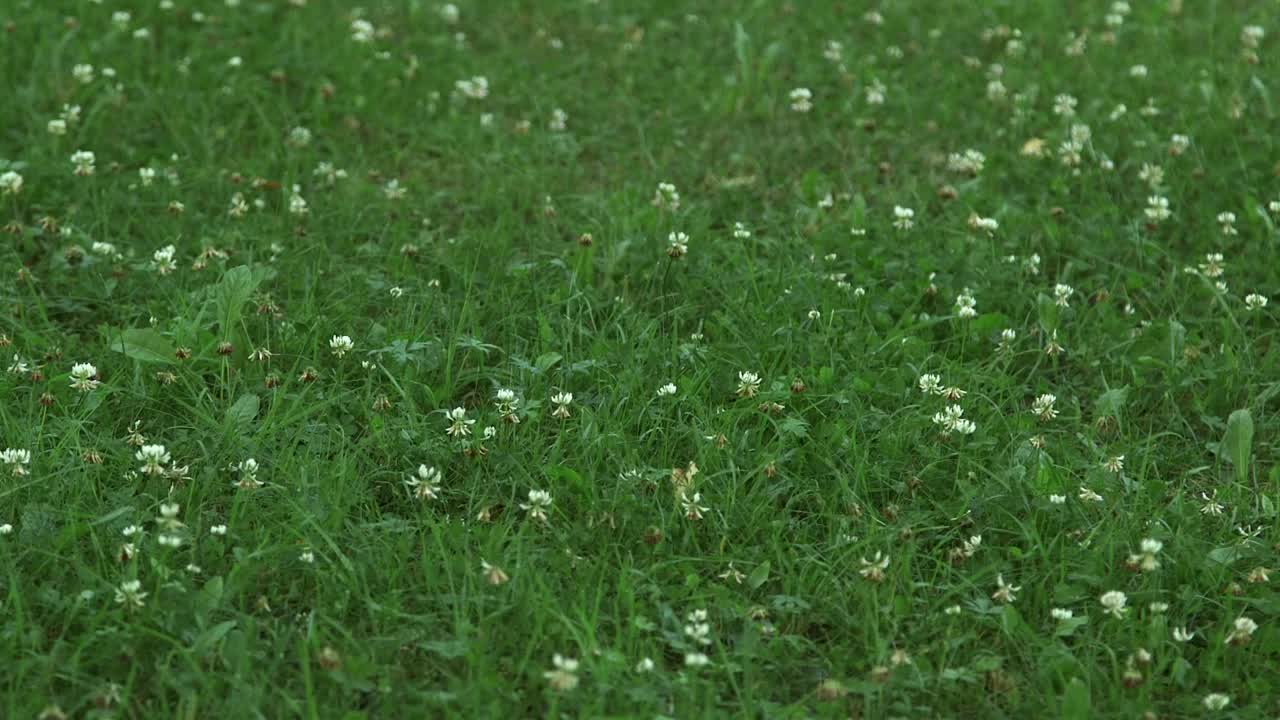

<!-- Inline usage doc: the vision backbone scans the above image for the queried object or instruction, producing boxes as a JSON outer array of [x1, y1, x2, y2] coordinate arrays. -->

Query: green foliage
[[0, 1, 1277, 718]]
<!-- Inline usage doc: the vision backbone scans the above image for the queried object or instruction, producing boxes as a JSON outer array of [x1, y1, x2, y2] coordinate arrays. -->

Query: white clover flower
[[865, 78, 886, 104], [548, 108, 568, 131], [1128, 538, 1163, 571], [992, 574, 1020, 603], [1099, 590, 1128, 618], [667, 231, 689, 258], [932, 404, 976, 436], [1144, 195, 1171, 223], [859, 551, 890, 582], [683, 609, 712, 645], [680, 491, 708, 520], [350, 19, 375, 43], [287, 126, 312, 147], [445, 407, 474, 437], [652, 182, 680, 212], [1, 448, 31, 477], [234, 458, 262, 489], [1202, 693, 1230, 711], [947, 149, 986, 174], [72, 63, 95, 83], [1199, 252, 1225, 278], [550, 392, 574, 419], [1138, 163, 1163, 188], [892, 205, 914, 230], [329, 335, 354, 358], [917, 373, 943, 395], [1032, 393, 1059, 421], [480, 558, 508, 585], [736, 371, 761, 398], [0, 170, 22, 195], [789, 87, 813, 113], [968, 214, 998, 232], [1078, 486, 1103, 503], [657, 382, 677, 397], [454, 76, 489, 99], [405, 464, 441, 500], [70, 362, 100, 392], [1225, 616, 1258, 645], [115, 579, 148, 609], [684, 652, 710, 667], [1244, 293, 1268, 310], [520, 489, 553, 522], [543, 654, 579, 691], [152, 244, 177, 274], [383, 179, 406, 200], [288, 185, 309, 216], [71, 150, 96, 176], [135, 445, 171, 476]]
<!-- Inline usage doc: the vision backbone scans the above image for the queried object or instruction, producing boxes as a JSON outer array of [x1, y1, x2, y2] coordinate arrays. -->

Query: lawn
[[2, 0, 1279, 717]]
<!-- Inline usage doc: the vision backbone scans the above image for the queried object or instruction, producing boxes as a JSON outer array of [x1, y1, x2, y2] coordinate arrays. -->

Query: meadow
[[2, 0, 1279, 717]]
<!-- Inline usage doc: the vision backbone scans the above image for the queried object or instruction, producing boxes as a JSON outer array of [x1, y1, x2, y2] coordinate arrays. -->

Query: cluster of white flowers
[[455, 76, 489, 99], [1, 448, 31, 477], [789, 87, 812, 113], [947, 149, 985, 174], [652, 181, 680, 211]]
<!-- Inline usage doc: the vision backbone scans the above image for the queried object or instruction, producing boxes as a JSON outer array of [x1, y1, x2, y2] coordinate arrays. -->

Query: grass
[[2, 0, 1279, 717]]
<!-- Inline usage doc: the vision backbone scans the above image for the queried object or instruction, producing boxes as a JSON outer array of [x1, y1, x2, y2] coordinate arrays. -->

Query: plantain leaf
[[1223, 409, 1254, 483], [110, 328, 176, 364]]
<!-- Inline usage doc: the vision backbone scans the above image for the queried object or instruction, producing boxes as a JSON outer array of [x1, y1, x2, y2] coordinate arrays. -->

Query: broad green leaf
[[1094, 387, 1129, 421], [535, 352, 562, 373], [214, 265, 267, 336], [778, 416, 809, 438], [1060, 679, 1091, 720], [748, 561, 770, 590], [192, 620, 237, 658], [1036, 293, 1060, 333], [1167, 319, 1186, 365], [733, 22, 752, 92], [110, 328, 176, 364], [1224, 409, 1254, 483], [1206, 545, 1243, 565], [196, 576, 225, 617], [225, 393, 260, 432], [972, 312, 1010, 335]]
